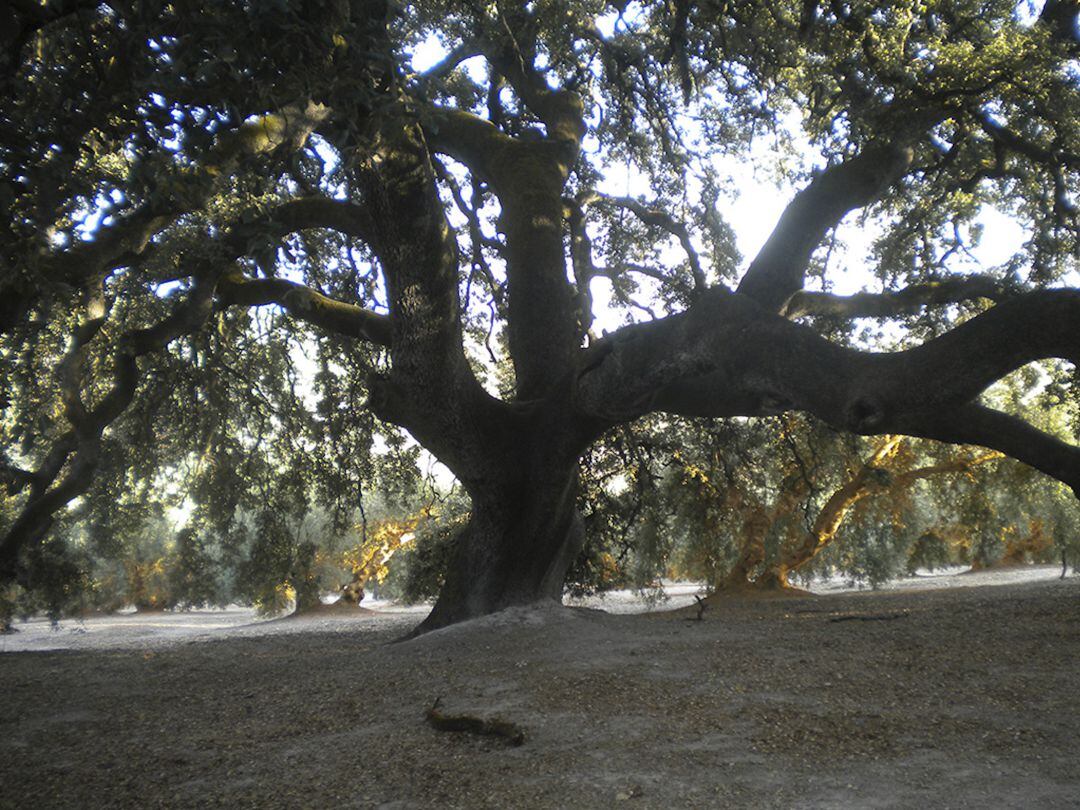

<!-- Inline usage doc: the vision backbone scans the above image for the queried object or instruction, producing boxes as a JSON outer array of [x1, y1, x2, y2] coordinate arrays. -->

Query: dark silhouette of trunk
[[398, 389, 599, 633], [416, 464, 584, 633]]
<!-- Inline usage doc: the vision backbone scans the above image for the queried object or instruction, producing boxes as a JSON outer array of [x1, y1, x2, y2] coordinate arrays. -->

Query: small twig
[[425, 697, 526, 746], [684, 594, 708, 621]]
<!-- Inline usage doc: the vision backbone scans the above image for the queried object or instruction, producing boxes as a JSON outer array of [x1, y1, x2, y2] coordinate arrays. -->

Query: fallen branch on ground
[[424, 697, 526, 746], [829, 612, 910, 623]]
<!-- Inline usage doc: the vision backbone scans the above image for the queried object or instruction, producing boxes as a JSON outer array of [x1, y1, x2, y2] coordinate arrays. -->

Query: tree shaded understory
[[1, 0, 1078, 631]]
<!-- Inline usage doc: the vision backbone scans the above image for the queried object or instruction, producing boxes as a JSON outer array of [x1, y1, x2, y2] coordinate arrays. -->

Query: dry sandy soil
[[1, 567, 1078, 808]]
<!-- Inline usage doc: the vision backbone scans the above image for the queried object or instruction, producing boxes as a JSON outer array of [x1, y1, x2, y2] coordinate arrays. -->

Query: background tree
[[2, 0, 1079, 633], [585, 413, 1050, 595]]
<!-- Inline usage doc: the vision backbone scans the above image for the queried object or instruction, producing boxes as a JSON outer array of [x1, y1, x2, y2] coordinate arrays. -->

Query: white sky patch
[[311, 134, 340, 174], [410, 35, 487, 84], [369, 431, 456, 493], [971, 205, 1028, 266], [409, 33, 449, 72], [167, 501, 195, 527], [595, 2, 646, 38]]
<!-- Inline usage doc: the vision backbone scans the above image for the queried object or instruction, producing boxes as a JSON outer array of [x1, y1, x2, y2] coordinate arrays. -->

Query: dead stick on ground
[[425, 697, 526, 746], [829, 612, 909, 623]]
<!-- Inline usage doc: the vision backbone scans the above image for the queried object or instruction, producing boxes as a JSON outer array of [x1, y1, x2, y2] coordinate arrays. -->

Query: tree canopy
[[1, 0, 1078, 632]]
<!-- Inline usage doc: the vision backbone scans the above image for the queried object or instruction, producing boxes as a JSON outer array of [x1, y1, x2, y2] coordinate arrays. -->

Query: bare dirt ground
[[1, 567, 1078, 809]]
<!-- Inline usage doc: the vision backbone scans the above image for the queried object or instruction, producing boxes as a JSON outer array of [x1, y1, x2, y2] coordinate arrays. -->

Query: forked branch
[[577, 288, 1080, 495]]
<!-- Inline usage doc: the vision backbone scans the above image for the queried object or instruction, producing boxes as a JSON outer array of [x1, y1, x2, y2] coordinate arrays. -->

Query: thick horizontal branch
[[575, 288, 1080, 493], [216, 275, 392, 345], [736, 143, 914, 311], [206, 197, 375, 275], [781, 275, 1009, 319]]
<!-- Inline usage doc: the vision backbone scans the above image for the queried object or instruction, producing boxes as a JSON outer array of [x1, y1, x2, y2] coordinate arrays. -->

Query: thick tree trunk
[[412, 460, 584, 634]]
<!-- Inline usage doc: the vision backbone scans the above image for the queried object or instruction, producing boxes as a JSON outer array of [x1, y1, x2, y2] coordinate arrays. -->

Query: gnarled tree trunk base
[[407, 467, 584, 637]]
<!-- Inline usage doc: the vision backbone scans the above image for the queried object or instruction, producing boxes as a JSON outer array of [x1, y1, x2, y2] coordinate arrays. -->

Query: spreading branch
[[781, 275, 1010, 320], [580, 192, 708, 293], [10, 120, 359, 516], [216, 276, 391, 345], [1, 102, 332, 334], [781, 440, 1002, 576], [576, 288, 1080, 493]]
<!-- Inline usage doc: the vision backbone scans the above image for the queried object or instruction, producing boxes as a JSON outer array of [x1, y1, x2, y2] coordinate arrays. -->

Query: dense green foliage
[[1, 1, 1077, 625]]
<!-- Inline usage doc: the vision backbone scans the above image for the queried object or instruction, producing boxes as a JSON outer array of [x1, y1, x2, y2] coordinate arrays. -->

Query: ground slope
[[1, 575, 1078, 808]]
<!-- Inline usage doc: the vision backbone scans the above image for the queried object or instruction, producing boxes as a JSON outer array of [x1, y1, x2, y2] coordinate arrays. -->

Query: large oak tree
[[1, 0, 1078, 632]]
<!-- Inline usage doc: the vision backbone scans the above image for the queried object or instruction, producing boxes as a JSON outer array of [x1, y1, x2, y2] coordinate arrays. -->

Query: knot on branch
[[366, 373, 406, 425], [848, 396, 886, 433]]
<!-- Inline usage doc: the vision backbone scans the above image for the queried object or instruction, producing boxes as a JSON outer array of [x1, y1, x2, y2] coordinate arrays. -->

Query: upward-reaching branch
[[351, 119, 522, 480], [736, 143, 913, 311], [421, 49, 587, 398], [479, 16, 586, 150], [779, 439, 1001, 578]]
